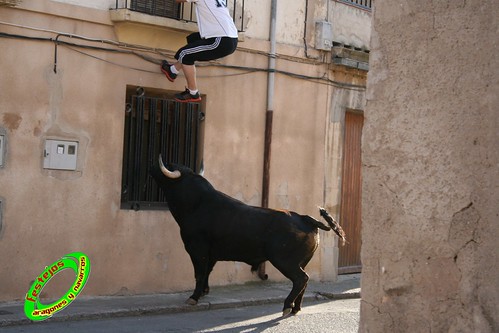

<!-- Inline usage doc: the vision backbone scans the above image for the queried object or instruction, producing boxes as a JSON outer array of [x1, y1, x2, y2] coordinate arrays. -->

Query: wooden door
[[338, 110, 364, 274]]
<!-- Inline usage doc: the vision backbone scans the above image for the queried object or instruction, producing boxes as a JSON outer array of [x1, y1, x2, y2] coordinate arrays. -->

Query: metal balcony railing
[[114, 0, 245, 32], [338, 0, 372, 11]]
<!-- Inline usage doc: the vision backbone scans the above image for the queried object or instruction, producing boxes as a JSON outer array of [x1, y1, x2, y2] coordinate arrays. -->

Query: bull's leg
[[284, 270, 309, 316], [271, 262, 310, 316], [201, 259, 217, 297], [185, 242, 211, 305], [292, 258, 313, 314], [186, 256, 208, 305], [292, 287, 306, 314]]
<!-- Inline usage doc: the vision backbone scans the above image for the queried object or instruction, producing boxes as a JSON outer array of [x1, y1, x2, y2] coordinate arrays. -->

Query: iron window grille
[[121, 86, 205, 211], [114, 0, 245, 32], [128, 0, 180, 19], [338, 0, 372, 11]]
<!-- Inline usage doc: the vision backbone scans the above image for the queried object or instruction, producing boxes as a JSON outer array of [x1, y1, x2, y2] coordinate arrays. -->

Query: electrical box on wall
[[0, 197, 3, 233], [315, 21, 333, 51], [43, 139, 78, 171], [0, 134, 4, 168]]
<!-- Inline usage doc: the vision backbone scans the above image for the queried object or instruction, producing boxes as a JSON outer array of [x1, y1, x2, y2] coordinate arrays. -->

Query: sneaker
[[161, 60, 177, 82], [174, 88, 202, 103]]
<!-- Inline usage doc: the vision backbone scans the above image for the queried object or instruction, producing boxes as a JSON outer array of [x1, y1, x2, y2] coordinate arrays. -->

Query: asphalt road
[[3, 298, 360, 333]]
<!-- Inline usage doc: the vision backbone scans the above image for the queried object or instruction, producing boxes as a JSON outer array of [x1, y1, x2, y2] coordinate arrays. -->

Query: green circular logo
[[24, 252, 91, 321]]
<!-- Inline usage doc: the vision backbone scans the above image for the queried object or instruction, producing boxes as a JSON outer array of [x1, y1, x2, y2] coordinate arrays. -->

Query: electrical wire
[[0, 20, 171, 56], [64, 46, 160, 74], [198, 63, 367, 90], [65, 45, 258, 78], [0, 28, 366, 91]]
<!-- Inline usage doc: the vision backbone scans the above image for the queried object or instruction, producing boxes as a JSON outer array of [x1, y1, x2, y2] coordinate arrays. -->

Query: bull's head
[[152, 155, 206, 217], [158, 155, 181, 179]]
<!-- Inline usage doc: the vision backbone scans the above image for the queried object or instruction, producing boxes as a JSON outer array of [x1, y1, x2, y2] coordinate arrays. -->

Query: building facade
[[0, 0, 371, 301]]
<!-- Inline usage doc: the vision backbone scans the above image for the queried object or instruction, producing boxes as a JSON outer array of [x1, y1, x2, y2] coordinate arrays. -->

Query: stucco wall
[[0, 0, 350, 302], [360, 0, 499, 332]]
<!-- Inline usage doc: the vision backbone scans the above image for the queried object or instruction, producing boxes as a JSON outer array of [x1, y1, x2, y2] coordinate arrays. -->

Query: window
[[128, 0, 181, 19], [121, 86, 205, 210], [338, 0, 372, 10], [114, 0, 246, 32]]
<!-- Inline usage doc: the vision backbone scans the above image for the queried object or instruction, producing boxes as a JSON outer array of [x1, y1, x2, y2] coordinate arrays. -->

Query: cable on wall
[[0, 29, 366, 91]]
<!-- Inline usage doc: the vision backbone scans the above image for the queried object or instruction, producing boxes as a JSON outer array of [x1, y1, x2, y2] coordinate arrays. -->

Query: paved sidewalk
[[0, 274, 360, 327]]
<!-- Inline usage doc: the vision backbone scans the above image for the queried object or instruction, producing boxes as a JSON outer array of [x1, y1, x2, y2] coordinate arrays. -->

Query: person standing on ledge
[[161, 0, 239, 103]]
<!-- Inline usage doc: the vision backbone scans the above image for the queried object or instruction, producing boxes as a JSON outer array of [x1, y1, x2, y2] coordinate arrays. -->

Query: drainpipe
[[258, 0, 277, 281]]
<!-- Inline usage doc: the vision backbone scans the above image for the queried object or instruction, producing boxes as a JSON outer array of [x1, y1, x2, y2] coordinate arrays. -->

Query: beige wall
[[0, 0, 368, 302], [360, 0, 499, 331]]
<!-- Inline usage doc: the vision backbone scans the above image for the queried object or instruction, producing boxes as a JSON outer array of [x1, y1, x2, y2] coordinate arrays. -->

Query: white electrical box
[[0, 134, 4, 167], [315, 21, 333, 51], [43, 139, 78, 171]]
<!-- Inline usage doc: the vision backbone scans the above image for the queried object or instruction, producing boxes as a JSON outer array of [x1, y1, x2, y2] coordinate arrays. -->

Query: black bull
[[151, 156, 346, 316]]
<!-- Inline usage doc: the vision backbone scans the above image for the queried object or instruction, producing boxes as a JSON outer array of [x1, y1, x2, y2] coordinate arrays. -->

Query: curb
[[316, 291, 361, 300], [0, 290, 360, 327]]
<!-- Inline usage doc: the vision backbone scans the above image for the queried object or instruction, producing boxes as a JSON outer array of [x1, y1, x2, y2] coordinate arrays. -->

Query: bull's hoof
[[282, 308, 293, 317], [185, 298, 198, 306]]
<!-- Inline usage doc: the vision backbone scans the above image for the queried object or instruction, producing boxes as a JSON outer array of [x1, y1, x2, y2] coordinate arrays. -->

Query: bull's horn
[[158, 155, 181, 179]]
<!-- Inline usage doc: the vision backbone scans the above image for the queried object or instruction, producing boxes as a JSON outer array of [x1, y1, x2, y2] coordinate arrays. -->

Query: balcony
[[111, 0, 245, 50], [337, 0, 372, 11]]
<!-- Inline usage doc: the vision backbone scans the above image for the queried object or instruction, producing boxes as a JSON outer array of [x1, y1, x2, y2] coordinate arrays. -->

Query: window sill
[[109, 9, 198, 51]]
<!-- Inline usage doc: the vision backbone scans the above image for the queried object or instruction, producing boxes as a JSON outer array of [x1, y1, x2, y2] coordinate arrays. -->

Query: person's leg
[[163, 61, 197, 92], [181, 64, 197, 92], [161, 36, 236, 102], [170, 62, 200, 102], [171, 62, 197, 91]]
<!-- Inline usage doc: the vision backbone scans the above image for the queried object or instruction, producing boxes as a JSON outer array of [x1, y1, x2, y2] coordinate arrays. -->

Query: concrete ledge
[[110, 9, 197, 34], [13, 0, 112, 26]]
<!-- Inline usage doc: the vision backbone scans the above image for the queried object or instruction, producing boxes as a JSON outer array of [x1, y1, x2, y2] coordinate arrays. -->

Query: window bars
[[339, 0, 372, 10], [121, 87, 205, 210], [114, 0, 245, 32]]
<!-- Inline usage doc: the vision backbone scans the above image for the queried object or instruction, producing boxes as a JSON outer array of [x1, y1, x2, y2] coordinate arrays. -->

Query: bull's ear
[[158, 155, 181, 179]]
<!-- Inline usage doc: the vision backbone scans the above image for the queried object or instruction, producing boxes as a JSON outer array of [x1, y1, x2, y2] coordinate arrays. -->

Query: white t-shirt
[[195, 0, 239, 39]]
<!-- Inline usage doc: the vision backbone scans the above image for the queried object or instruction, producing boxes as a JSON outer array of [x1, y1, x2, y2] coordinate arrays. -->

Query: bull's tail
[[303, 215, 332, 231], [318, 207, 347, 246]]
